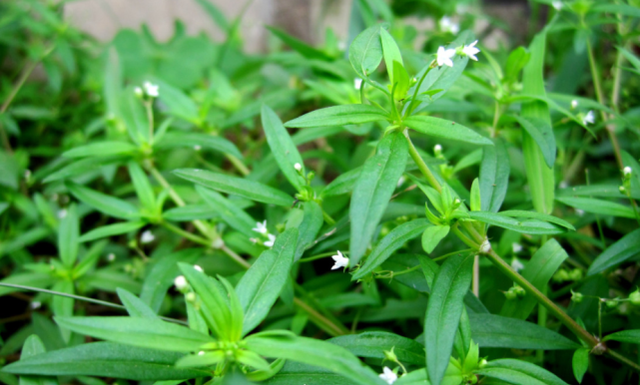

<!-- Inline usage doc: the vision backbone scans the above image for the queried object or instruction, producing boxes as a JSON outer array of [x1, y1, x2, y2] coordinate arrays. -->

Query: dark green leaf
[[78, 221, 146, 243], [513, 115, 556, 168], [66, 182, 140, 220], [404, 116, 493, 146], [422, 225, 450, 254], [479, 138, 510, 212], [58, 204, 79, 267], [467, 211, 564, 235], [476, 359, 569, 385], [197, 186, 256, 237], [285, 105, 389, 129], [329, 331, 425, 366], [588, 229, 640, 275], [556, 197, 636, 219]]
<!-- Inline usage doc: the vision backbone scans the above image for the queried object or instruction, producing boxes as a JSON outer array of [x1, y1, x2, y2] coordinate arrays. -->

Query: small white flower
[[379, 367, 398, 384], [253, 220, 268, 235], [511, 258, 525, 273], [143, 81, 159, 97], [576, 209, 585, 216], [396, 176, 405, 188], [57, 209, 67, 219], [331, 250, 349, 270], [439, 16, 460, 35], [354, 78, 363, 90], [174, 275, 188, 291], [198, 351, 205, 356], [480, 238, 492, 254], [559, 181, 568, 189], [134, 87, 143, 98], [211, 237, 224, 249], [436, 46, 456, 67], [294, 163, 302, 171], [623, 166, 632, 176], [140, 230, 155, 244], [462, 40, 480, 61], [338, 41, 346, 51], [583, 110, 595, 126], [264, 233, 277, 248], [571, 100, 579, 109], [107, 253, 116, 262], [193, 145, 202, 151], [31, 301, 42, 310], [194, 265, 203, 272], [512, 243, 523, 253], [552, 1, 563, 10], [24, 169, 31, 179], [434, 144, 443, 153]]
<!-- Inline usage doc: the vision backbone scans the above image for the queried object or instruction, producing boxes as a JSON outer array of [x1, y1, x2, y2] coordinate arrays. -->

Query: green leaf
[[285, 105, 389, 129], [498, 210, 575, 231], [193, 0, 229, 31], [153, 79, 199, 123], [379, 28, 403, 85], [120, 88, 150, 145], [261, 105, 305, 191], [322, 167, 362, 197], [603, 329, 640, 343], [62, 142, 137, 158], [293, 201, 324, 261], [66, 182, 141, 220], [267, 26, 333, 60], [556, 197, 636, 219], [513, 115, 556, 168], [244, 334, 386, 385], [78, 221, 146, 243], [591, 3, 640, 18], [15, 335, 57, 385], [2, 342, 203, 381], [350, 131, 408, 266], [476, 359, 569, 385], [504, 46, 530, 83], [58, 204, 79, 267], [116, 288, 158, 319], [236, 228, 297, 335], [51, 280, 74, 343], [501, 239, 568, 319], [174, 169, 294, 207], [348, 24, 383, 80], [479, 139, 510, 212], [175, 350, 225, 368], [404, 116, 493, 146], [163, 204, 219, 222], [588, 229, 640, 275], [197, 186, 256, 237], [329, 331, 425, 366], [128, 162, 156, 212], [467, 211, 565, 235], [469, 313, 580, 350], [521, 31, 554, 215], [154, 132, 243, 160], [354, 219, 429, 279], [43, 156, 126, 183], [54, 316, 213, 352], [572, 348, 589, 383], [422, 225, 450, 254], [259, 361, 358, 384], [424, 253, 474, 385]]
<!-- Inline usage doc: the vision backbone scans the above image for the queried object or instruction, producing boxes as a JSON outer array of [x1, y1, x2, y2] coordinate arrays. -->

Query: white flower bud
[[174, 275, 188, 291], [623, 166, 632, 176], [480, 238, 492, 254], [294, 163, 302, 171], [194, 265, 203, 272]]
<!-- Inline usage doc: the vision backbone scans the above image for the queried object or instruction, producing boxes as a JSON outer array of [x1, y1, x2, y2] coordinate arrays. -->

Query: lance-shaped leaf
[[348, 24, 383, 80], [513, 115, 556, 168], [261, 105, 305, 191], [479, 138, 510, 212], [293, 201, 323, 261], [467, 211, 565, 235], [66, 182, 140, 220], [603, 329, 640, 344], [349, 131, 408, 266], [197, 186, 256, 237], [117, 288, 158, 319], [404, 116, 493, 146], [155, 132, 243, 159], [267, 26, 333, 60], [556, 197, 636, 219], [244, 334, 386, 385], [469, 313, 580, 350], [424, 253, 474, 385], [18, 334, 57, 385], [174, 169, 294, 207], [329, 331, 425, 366], [58, 204, 79, 267], [54, 316, 214, 352], [78, 221, 146, 243], [2, 342, 204, 381], [128, 162, 156, 212], [62, 142, 138, 158], [236, 228, 297, 335], [353, 219, 429, 279], [475, 359, 569, 385], [285, 105, 389, 129], [588, 228, 640, 275]]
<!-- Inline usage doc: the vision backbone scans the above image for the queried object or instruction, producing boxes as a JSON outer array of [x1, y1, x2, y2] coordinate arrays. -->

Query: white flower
[[143, 81, 159, 97], [576, 209, 585, 216], [253, 220, 268, 235], [462, 40, 480, 61], [134, 87, 143, 98], [194, 265, 203, 272], [436, 46, 456, 67], [511, 258, 525, 272], [140, 230, 155, 244], [331, 250, 349, 270], [379, 367, 398, 384], [480, 238, 492, 254], [571, 99, 578, 109], [264, 233, 276, 248], [107, 253, 116, 262], [552, 1, 563, 10], [194, 145, 201, 151], [397, 176, 405, 188], [354, 78, 363, 90], [439, 16, 460, 35], [31, 301, 42, 310], [57, 209, 67, 219], [623, 166, 632, 176], [434, 144, 442, 153], [174, 275, 188, 291], [198, 351, 205, 356], [583, 110, 595, 125], [512, 243, 523, 253], [294, 163, 302, 171]]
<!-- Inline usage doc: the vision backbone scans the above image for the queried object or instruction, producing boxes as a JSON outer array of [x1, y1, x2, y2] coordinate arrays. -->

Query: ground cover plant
[[1, 0, 640, 384]]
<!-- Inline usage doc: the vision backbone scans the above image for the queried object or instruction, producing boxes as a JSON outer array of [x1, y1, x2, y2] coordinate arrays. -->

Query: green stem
[[145, 101, 154, 144], [293, 297, 349, 337], [403, 129, 441, 192], [161, 221, 211, 246], [226, 154, 250, 176], [405, 64, 434, 118]]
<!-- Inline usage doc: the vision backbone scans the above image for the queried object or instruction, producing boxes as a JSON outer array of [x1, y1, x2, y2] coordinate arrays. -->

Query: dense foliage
[[1, 0, 640, 384]]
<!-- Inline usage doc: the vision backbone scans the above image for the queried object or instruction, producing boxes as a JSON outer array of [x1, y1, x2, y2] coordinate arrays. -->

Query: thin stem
[[472, 255, 480, 297], [293, 297, 349, 337], [403, 129, 442, 192], [161, 221, 211, 246], [221, 245, 250, 269], [145, 101, 154, 144], [405, 64, 434, 118], [0, 283, 188, 325], [226, 154, 250, 176]]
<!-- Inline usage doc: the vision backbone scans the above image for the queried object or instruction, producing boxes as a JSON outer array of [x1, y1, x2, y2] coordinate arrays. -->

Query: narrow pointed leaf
[[588, 229, 640, 275], [404, 116, 493, 146], [285, 105, 389, 129]]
